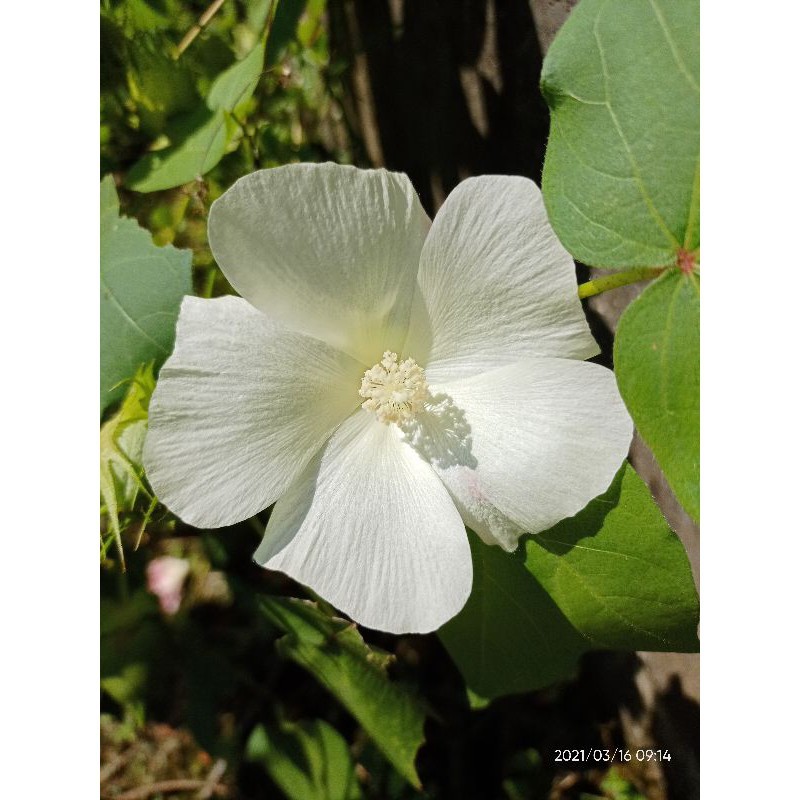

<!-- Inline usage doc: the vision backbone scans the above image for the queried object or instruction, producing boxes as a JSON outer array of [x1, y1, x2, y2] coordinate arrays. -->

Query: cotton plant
[[143, 163, 632, 634]]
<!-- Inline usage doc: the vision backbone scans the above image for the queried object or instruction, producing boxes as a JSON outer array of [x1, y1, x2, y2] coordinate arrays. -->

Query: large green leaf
[[100, 176, 191, 414], [440, 465, 699, 699], [126, 40, 266, 192], [246, 720, 363, 800], [541, 0, 699, 269], [259, 597, 426, 789], [614, 271, 700, 520], [526, 464, 699, 650], [438, 532, 589, 700]]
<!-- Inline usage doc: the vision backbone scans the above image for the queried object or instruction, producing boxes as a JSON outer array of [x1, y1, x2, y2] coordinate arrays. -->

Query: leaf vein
[[101, 275, 169, 355], [559, 191, 667, 252], [593, 4, 682, 250], [647, 0, 700, 93], [554, 559, 667, 645]]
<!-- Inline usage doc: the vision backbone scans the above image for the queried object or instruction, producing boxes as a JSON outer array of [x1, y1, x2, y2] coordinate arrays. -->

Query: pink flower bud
[[146, 556, 190, 615]]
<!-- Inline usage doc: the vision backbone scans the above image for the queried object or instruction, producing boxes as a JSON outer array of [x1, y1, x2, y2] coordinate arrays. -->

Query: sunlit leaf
[[440, 465, 699, 699], [540, 0, 700, 519], [100, 176, 191, 413], [126, 40, 266, 191], [100, 363, 156, 568], [124, 108, 231, 193], [541, 0, 699, 269], [614, 271, 700, 520], [206, 39, 266, 111], [526, 464, 699, 650]]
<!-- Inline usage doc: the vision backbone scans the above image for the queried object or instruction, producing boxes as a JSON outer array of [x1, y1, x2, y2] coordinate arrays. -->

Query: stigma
[[359, 351, 429, 424]]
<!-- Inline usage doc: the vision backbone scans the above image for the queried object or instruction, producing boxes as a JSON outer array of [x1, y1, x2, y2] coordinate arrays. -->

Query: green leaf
[[246, 720, 363, 800], [298, 0, 327, 49], [124, 108, 231, 193], [259, 597, 426, 789], [526, 464, 699, 651], [100, 173, 119, 224], [127, 38, 199, 136], [126, 40, 265, 192], [100, 176, 192, 413], [440, 465, 699, 699], [266, 0, 306, 64], [599, 768, 649, 800], [100, 363, 156, 567], [439, 531, 589, 699], [206, 39, 266, 112], [541, 0, 699, 269], [540, 0, 700, 519], [100, 590, 162, 711], [614, 271, 700, 520], [116, 0, 174, 33], [100, 663, 149, 707]]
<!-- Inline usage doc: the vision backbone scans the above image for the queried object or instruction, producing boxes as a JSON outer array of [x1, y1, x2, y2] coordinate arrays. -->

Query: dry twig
[[107, 778, 229, 800], [196, 759, 227, 799], [175, 0, 228, 57]]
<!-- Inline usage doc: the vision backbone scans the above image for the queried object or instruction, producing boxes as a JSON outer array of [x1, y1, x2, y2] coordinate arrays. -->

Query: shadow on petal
[[400, 392, 477, 470]]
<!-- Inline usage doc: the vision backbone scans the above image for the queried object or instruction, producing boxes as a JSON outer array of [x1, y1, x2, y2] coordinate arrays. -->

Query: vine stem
[[175, 0, 228, 57], [577, 266, 666, 299]]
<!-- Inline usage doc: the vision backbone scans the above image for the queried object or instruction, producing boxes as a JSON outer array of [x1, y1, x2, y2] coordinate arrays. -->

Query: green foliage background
[[100, 1, 699, 797]]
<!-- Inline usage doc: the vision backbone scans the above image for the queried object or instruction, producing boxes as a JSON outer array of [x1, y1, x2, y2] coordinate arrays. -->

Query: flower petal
[[403, 175, 599, 383], [412, 358, 632, 549], [254, 410, 472, 634], [207, 163, 430, 365], [143, 295, 364, 528]]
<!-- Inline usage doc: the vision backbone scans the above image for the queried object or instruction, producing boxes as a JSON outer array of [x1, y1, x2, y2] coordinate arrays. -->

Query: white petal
[[143, 296, 364, 528], [255, 410, 472, 634], [403, 175, 599, 383], [207, 163, 430, 365], [407, 358, 632, 549]]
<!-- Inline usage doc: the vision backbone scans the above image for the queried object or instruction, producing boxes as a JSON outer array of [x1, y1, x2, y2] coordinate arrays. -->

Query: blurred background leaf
[[246, 719, 363, 800], [126, 38, 267, 191], [260, 597, 427, 789], [100, 362, 156, 567]]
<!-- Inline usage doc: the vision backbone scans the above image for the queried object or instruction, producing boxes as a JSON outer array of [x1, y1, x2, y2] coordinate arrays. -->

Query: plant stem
[[175, 0, 228, 57], [577, 266, 666, 299], [202, 265, 217, 298]]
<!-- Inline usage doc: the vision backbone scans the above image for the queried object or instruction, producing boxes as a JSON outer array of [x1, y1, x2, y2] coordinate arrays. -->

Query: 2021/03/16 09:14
[[553, 748, 673, 763]]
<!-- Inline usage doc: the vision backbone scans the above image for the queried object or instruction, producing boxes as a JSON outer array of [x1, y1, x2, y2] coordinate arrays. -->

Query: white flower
[[143, 164, 632, 634]]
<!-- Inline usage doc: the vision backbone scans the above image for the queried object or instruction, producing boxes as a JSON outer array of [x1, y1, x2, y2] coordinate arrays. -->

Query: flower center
[[359, 351, 429, 424]]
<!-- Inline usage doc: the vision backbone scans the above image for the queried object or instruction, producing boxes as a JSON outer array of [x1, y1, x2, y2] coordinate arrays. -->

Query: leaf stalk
[[577, 267, 666, 300]]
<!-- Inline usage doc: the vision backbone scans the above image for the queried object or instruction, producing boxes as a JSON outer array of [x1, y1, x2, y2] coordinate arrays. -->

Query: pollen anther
[[359, 351, 429, 424]]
